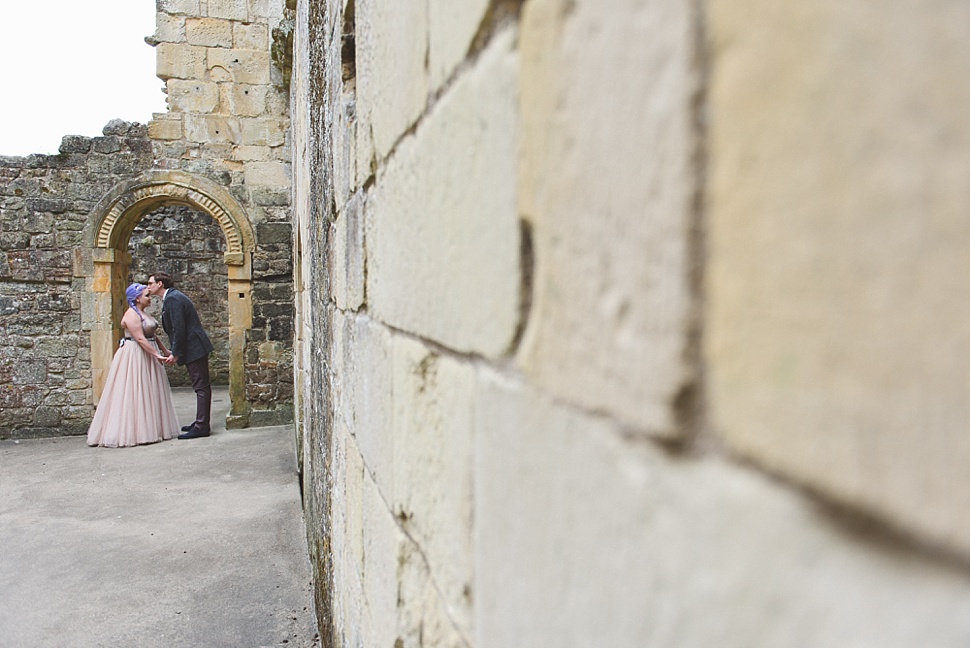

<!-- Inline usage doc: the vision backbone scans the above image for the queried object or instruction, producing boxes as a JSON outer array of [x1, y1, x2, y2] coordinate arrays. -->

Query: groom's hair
[[152, 271, 174, 289]]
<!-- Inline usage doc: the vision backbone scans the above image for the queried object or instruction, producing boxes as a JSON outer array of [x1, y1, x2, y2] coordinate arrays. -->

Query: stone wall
[[292, 0, 970, 646], [0, 122, 153, 438]]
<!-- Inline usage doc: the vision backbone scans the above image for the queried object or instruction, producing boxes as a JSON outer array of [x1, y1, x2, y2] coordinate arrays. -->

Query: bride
[[87, 282, 180, 448]]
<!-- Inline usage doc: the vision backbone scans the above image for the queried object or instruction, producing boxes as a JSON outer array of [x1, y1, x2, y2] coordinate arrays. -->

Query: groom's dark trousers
[[186, 357, 212, 431]]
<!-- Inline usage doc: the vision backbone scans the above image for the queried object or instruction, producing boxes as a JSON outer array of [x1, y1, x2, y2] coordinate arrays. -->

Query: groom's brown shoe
[[178, 426, 210, 439]]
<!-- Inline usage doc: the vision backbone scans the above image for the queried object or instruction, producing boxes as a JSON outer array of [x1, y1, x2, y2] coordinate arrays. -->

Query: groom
[[147, 271, 215, 439]]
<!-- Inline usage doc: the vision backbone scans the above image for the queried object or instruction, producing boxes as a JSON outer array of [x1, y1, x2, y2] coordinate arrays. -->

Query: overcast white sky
[[0, 1, 166, 156]]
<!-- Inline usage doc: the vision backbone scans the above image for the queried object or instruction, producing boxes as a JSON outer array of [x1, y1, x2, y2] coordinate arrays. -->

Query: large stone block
[[331, 425, 367, 647], [329, 193, 365, 311], [0, 233, 30, 251], [262, 86, 289, 118], [157, 0, 200, 15], [91, 137, 122, 154], [231, 145, 273, 161], [359, 465, 404, 648], [0, 394, 24, 414], [25, 197, 69, 214], [154, 12, 186, 43], [428, 0, 489, 90], [33, 406, 61, 427], [185, 17, 234, 48], [208, 48, 272, 85], [342, 426, 365, 601], [12, 359, 46, 385], [517, 0, 697, 437], [243, 160, 290, 187], [366, 31, 520, 358], [328, 424, 350, 634], [207, 0, 248, 21], [184, 114, 241, 144], [332, 94, 357, 211], [475, 370, 970, 647], [22, 211, 54, 233], [233, 22, 268, 50], [228, 84, 268, 116], [148, 113, 184, 140], [332, 312, 395, 501], [391, 336, 475, 639], [255, 221, 291, 244], [35, 338, 77, 359], [355, 0, 429, 175], [166, 79, 221, 113], [706, 0, 970, 555], [156, 42, 207, 80], [395, 535, 471, 647], [249, 0, 284, 20], [239, 117, 286, 146]]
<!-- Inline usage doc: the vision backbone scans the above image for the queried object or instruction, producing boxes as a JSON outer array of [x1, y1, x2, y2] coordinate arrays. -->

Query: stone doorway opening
[[81, 170, 256, 428], [128, 205, 230, 389]]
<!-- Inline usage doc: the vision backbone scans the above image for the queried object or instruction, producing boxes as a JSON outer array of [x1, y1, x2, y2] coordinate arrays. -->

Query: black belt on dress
[[120, 336, 156, 346]]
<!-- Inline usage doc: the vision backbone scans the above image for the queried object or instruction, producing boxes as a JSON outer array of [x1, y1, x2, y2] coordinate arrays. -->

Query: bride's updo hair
[[125, 282, 148, 319]]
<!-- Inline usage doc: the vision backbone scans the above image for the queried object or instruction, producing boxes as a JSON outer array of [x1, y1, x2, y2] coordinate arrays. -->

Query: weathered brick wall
[[292, 0, 970, 645], [0, 122, 153, 438], [129, 205, 230, 386]]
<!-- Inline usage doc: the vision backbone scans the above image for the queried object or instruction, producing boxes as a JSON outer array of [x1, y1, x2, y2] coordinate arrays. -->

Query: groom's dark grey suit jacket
[[161, 288, 214, 366]]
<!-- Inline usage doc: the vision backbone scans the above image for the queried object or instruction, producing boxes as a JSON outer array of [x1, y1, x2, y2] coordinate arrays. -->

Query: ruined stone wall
[[0, 122, 153, 438], [293, 0, 970, 646]]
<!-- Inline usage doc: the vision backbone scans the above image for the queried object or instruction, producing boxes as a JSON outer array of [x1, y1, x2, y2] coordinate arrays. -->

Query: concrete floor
[[0, 387, 320, 648]]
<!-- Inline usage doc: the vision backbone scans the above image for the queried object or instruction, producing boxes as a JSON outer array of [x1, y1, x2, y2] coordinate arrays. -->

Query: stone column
[[226, 252, 253, 428], [90, 248, 130, 403]]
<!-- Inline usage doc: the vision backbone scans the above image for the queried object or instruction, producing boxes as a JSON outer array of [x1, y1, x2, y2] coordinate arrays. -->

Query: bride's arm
[[154, 332, 171, 357]]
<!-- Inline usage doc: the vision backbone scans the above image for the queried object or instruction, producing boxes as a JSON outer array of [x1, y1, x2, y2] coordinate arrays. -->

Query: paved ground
[[0, 387, 320, 648]]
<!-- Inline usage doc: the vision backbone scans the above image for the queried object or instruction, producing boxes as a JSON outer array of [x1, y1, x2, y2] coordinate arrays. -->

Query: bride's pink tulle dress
[[87, 316, 179, 448]]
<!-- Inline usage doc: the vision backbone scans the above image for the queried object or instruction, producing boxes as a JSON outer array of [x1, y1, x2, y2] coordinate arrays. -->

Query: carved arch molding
[[82, 170, 256, 428]]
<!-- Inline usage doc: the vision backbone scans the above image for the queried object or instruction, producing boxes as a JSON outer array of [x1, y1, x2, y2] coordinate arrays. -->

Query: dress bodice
[[142, 316, 159, 338], [124, 315, 159, 339]]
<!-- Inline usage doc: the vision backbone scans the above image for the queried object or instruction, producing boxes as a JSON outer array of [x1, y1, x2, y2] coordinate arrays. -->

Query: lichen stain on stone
[[414, 352, 439, 394]]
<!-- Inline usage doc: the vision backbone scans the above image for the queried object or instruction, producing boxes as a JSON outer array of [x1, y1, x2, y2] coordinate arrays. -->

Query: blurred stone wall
[[292, 0, 970, 646]]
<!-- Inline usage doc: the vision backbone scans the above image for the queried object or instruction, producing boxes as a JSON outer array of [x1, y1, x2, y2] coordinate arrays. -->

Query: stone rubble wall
[[0, 122, 154, 438], [292, 0, 970, 646]]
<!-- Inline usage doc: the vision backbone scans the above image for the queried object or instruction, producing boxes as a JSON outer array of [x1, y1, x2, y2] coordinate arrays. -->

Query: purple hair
[[125, 283, 147, 319]]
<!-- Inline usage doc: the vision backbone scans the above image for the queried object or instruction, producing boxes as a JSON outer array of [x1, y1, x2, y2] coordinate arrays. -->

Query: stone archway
[[81, 170, 256, 428]]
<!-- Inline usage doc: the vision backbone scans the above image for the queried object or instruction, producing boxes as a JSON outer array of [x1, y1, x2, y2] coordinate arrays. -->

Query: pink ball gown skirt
[[87, 335, 179, 448]]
